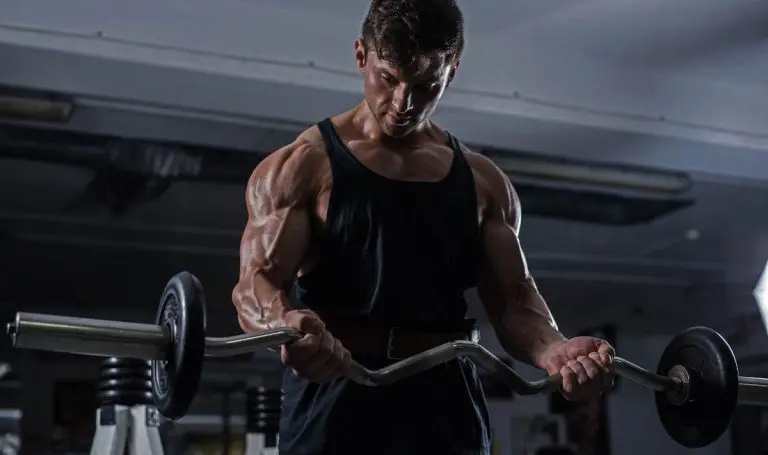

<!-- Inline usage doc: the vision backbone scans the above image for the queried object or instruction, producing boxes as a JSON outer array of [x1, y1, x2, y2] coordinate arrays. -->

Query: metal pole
[[8, 312, 167, 360], [0, 311, 696, 396], [204, 328, 301, 357], [613, 358, 677, 391], [738, 376, 768, 406]]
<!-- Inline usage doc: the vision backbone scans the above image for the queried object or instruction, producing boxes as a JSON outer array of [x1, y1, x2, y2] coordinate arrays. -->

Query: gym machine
[[90, 357, 163, 455], [245, 387, 282, 455]]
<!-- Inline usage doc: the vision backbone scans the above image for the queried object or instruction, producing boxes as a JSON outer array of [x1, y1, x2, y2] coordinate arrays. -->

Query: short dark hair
[[361, 0, 465, 68]]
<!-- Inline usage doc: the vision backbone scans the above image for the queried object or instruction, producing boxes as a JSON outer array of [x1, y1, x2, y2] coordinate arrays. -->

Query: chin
[[385, 127, 409, 138], [381, 121, 413, 138]]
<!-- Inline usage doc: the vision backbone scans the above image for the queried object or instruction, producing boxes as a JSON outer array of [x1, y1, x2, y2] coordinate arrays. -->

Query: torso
[[278, 115, 494, 454], [298, 115, 492, 278]]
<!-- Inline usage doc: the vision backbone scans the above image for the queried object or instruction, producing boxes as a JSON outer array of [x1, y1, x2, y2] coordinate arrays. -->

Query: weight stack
[[98, 357, 153, 407], [246, 386, 283, 447]]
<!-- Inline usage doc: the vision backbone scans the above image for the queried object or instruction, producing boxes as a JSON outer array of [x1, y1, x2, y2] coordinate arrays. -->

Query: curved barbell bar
[[7, 312, 680, 393]]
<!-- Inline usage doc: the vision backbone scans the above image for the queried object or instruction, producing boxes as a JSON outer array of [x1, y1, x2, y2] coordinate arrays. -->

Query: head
[[355, 0, 464, 138]]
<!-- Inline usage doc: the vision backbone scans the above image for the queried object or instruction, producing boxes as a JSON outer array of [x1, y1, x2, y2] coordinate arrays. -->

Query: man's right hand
[[281, 309, 351, 382]]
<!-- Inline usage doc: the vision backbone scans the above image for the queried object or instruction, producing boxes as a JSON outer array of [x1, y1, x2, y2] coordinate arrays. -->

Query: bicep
[[475, 174, 531, 320], [238, 148, 314, 290], [239, 203, 311, 289], [478, 217, 530, 299]]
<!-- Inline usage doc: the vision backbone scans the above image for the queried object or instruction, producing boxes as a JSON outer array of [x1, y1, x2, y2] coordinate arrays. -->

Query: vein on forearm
[[481, 273, 565, 367]]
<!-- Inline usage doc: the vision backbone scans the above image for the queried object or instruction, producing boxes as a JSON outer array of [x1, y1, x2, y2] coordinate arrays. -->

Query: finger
[[576, 355, 602, 380], [567, 359, 588, 385], [560, 365, 577, 394], [302, 333, 337, 382], [313, 336, 347, 382], [588, 352, 610, 373], [586, 352, 616, 389], [317, 331, 337, 364], [597, 342, 615, 364], [284, 310, 325, 335], [544, 354, 567, 376], [282, 333, 322, 367]]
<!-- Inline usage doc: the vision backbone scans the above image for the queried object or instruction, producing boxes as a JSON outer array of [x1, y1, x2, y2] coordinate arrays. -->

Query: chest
[[311, 168, 489, 232], [344, 140, 454, 182]]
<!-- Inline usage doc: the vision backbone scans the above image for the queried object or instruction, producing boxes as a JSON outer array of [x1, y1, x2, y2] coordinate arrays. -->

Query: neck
[[350, 101, 433, 149]]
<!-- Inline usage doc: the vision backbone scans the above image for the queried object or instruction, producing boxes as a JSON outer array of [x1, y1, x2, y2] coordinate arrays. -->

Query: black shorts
[[278, 357, 492, 455]]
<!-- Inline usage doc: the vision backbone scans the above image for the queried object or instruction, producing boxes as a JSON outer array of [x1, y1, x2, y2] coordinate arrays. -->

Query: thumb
[[285, 310, 325, 335], [597, 340, 615, 363]]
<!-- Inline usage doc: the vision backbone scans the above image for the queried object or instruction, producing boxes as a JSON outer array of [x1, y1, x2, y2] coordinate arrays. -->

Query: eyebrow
[[379, 66, 441, 84]]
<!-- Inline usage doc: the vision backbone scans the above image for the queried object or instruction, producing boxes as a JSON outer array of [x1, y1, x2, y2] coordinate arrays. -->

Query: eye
[[381, 73, 397, 85], [415, 82, 440, 92]]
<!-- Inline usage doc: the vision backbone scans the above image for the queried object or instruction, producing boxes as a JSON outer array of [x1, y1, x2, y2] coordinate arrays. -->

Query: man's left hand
[[539, 337, 615, 401]]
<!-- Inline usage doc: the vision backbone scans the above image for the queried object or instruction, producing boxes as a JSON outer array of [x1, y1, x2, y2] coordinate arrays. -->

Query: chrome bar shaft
[[738, 376, 768, 406], [208, 329, 677, 393], [614, 358, 679, 391], [8, 312, 168, 360], [344, 340, 560, 391], [204, 328, 302, 357], [7, 312, 681, 395]]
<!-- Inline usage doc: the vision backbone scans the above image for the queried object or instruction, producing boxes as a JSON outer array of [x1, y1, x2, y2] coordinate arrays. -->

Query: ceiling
[[0, 0, 766, 340]]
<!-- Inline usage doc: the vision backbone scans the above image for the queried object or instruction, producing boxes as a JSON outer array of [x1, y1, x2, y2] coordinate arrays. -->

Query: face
[[355, 39, 458, 138]]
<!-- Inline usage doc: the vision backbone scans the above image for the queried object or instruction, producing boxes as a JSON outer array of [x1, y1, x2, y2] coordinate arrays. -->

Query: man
[[232, 1, 615, 454]]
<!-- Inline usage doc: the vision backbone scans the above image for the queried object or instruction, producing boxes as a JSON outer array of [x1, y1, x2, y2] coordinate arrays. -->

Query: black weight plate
[[655, 326, 738, 448], [151, 271, 207, 420]]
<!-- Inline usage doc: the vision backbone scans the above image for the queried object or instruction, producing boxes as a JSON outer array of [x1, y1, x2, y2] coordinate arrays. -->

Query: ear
[[447, 59, 461, 86], [354, 38, 368, 73]]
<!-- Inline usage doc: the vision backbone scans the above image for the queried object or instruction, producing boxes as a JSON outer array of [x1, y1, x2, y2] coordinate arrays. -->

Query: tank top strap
[[316, 118, 362, 183], [444, 130, 483, 266], [444, 131, 476, 188]]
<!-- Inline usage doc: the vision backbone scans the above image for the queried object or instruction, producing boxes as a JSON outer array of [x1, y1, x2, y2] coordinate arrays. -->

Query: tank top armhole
[[316, 118, 339, 166], [313, 118, 345, 243], [446, 131, 485, 275]]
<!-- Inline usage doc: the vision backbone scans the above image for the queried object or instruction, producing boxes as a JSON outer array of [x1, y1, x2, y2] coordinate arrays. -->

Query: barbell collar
[[8, 312, 167, 361], [7, 313, 305, 361], [737, 376, 768, 406]]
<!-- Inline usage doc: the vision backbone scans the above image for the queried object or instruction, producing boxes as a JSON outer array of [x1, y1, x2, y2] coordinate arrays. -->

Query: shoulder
[[256, 125, 327, 174], [246, 125, 328, 209], [459, 142, 522, 232]]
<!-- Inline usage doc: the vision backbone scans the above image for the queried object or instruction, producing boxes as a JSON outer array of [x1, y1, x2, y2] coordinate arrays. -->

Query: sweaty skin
[[468, 152, 568, 367], [232, 39, 613, 396], [231, 138, 315, 332], [231, 130, 351, 383], [231, 105, 566, 376]]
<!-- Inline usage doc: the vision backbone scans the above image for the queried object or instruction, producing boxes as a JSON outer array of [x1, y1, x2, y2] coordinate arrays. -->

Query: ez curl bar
[[6, 271, 768, 449]]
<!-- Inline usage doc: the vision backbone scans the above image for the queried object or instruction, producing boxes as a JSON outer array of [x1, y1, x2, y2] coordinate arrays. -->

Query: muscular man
[[232, 1, 615, 454]]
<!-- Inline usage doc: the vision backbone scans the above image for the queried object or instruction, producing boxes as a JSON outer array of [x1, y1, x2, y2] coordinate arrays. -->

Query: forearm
[[496, 309, 566, 368], [233, 142, 316, 332], [232, 272, 295, 332], [492, 279, 566, 368]]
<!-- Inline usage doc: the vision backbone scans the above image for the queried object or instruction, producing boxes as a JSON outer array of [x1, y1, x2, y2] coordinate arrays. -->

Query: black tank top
[[279, 118, 492, 455], [294, 118, 482, 326]]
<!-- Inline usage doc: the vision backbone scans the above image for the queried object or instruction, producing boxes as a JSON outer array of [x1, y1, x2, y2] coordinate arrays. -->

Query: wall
[[3, 0, 768, 181]]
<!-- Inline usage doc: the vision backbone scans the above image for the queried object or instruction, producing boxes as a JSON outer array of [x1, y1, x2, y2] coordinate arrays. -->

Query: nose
[[392, 85, 413, 115]]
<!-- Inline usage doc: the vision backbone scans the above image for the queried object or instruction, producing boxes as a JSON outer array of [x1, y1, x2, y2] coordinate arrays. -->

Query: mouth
[[387, 113, 412, 126]]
